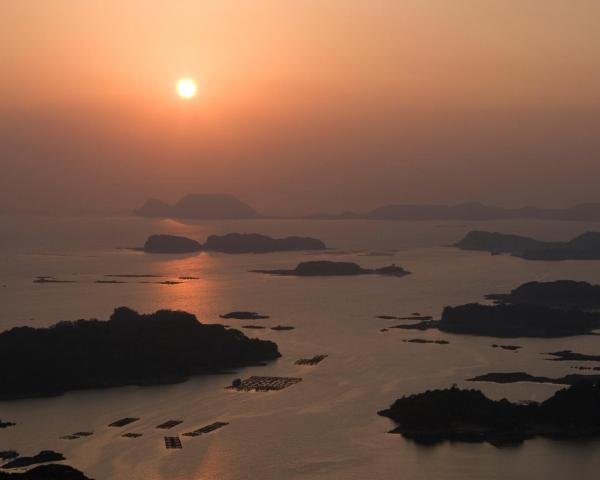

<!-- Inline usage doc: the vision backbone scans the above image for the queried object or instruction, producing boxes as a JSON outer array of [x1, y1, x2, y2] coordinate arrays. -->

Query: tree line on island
[[0, 307, 279, 400]]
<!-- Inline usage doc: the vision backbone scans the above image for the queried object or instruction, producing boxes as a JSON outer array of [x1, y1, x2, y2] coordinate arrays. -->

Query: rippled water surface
[[2, 215, 600, 479]]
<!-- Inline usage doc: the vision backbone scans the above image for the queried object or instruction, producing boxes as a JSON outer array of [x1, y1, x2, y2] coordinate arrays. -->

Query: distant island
[[307, 202, 600, 222], [0, 464, 90, 479], [0, 307, 280, 400], [203, 233, 325, 253], [134, 193, 260, 219], [252, 261, 410, 277], [468, 372, 600, 386], [486, 280, 600, 308], [454, 231, 600, 260], [378, 382, 600, 446], [439, 303, 600, 337], [142, 233, 326, 254], [143, 234, 203, 253]]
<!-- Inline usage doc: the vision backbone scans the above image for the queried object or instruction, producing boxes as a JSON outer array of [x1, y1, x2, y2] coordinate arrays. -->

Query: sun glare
[[176, 78, 197, 99]]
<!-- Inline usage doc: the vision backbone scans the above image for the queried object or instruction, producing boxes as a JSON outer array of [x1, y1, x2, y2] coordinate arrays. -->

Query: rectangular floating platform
[[164, 436, 182, 449], [182, 421, 229, 437], [122, 433, 143, 438], [227, 376, 302, 392], [295, 355, 328, 366], [109, 417, 140, 427], [156, 420, 183, 430]]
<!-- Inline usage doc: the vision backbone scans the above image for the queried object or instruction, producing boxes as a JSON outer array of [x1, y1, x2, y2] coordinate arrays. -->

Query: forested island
[[252, 261, 410, 277], [142, 233, 326, 254], [455, 231, 600, 260], [439, 303, 600, 337], [0, 307, 280, 400], [378, 382, 600, 446], [486, 280, 600, 309]]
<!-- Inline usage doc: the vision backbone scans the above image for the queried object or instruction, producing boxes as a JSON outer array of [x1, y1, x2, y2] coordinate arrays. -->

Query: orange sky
[[2, 1, 600, 214]]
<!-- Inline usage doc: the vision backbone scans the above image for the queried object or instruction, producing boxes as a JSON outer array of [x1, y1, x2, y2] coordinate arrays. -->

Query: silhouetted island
[[455, 231, 600, 260], [468, 372, 600, 385], [486, 280, 600, 308], [378, 382, 600, 445], [142, 233, 326, 254], [220, 311, 270, 320], [0, 419, 15, 429], [134, 193, 260, 219], [439, 303, 600, 337], [252, 261, 410, 277], [203, 233, 325, 253], [0, 464, 90, 480], [0, 307, 279, 400], [143, 234, 202, 253]]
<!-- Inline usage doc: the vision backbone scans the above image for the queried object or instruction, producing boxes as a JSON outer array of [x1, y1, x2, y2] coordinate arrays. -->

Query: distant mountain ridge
[[307, 202, 600, 221], [134, 194, 260, 219]]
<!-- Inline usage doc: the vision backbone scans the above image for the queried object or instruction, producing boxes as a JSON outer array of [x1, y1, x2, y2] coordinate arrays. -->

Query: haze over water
[[3, 215, 600, 479]]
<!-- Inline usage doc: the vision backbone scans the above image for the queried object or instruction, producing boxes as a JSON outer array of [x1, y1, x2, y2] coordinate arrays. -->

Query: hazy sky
[[2, 0, 600, 215]]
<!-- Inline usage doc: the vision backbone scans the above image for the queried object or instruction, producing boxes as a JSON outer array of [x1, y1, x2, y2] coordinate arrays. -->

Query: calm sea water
[[2, 215, 600, 479]]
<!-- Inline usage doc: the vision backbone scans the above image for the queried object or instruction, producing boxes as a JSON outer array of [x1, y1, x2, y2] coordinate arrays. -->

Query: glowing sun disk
[[177, 78, 197, 99]]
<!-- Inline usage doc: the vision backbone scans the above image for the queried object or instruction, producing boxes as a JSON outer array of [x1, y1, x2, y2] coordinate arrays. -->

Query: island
[[220, 311, 270, 320], [0, 307, 280, 400], [468, 372, 600, 385], [454, 230, 600, 260], [133, 193, 260, 219], [486, 280, 600, 309], [143, 234, 202, 254], [0, 420, 15, 429], [438, 303, 600, 337], [0, 464, 90, 480], [378, 382, 600, 446], [252, 261, 410, 277], [202, 233, 325, 253], [142, 232, 326, 254]]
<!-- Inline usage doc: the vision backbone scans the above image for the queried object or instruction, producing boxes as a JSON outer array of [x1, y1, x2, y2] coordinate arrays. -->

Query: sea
[[2, 215, 600, 479]]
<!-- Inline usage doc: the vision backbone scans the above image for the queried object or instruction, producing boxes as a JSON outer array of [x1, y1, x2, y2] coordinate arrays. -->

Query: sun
[[176, 78, 197, 99]]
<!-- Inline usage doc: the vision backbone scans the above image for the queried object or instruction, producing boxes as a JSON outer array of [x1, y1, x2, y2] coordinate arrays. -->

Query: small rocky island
[[486, 280, 600, 309], [142, 233, 326, 254], [0, 307, 280, 400], [454, 230, 600, 260], [378, 382, 600, 445], [252, 261, 410, 277]]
